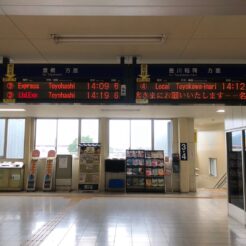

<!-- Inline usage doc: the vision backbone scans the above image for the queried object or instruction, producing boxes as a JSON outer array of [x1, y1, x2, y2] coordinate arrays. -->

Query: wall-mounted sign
[[180, 143, 188, 161]]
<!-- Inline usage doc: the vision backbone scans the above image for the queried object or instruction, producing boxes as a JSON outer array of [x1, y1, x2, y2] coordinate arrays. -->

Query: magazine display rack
[[126, 150, 165, 192]]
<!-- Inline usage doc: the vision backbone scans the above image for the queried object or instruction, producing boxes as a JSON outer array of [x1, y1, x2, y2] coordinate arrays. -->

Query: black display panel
[[2, 63, 246, 105], [2, 64, 130, 104], [105, 159, 126, 172], [3, 80, 122, 103], [135, 64, 246, 105], [136, 81, 246, 104], [227, 131, 244, 210]]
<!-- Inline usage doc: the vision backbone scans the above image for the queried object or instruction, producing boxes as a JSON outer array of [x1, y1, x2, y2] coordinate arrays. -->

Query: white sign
[[59, 157, 68, 169]]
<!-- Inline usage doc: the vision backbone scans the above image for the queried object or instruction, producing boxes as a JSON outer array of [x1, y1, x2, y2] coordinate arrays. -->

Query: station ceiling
[[0, 0, 245, 125]]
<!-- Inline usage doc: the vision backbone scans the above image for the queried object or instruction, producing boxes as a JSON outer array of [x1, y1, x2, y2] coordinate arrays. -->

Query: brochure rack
[[126, 150, 165, 192], [78, 143, 101, 191], [145, 150, 165, 192]]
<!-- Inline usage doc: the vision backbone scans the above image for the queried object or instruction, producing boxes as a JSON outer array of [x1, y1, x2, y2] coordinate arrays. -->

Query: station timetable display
[[1, 63, 246, 105], [136, 81, 246, 104], [135, 64, 246, 104], [3, 80, 122, 103]]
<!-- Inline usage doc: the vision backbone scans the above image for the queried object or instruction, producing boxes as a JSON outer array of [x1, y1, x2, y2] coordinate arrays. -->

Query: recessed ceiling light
[[0, 109, 26, 112], [216, 109, 225, 113]]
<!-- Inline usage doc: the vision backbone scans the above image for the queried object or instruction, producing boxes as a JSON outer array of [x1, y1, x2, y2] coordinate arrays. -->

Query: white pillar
[[99, 118, 109, 191]]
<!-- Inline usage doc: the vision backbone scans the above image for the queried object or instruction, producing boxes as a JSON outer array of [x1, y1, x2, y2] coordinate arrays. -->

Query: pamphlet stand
[[43, 150, 57, 191], [26, 149, 40, 191], [78, 143, 101, 192]]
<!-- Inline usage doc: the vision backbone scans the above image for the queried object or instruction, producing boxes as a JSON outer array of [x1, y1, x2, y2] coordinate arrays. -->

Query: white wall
[[196, 123, 226, 188]]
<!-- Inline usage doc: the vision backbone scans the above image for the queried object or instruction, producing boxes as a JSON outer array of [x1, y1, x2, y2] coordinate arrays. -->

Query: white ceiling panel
[[0, 0, 243, 6], [0, 39, 45, 61], [193, 16, 246, 39], [9, 16, 202, 39], [0, 15, 246, 62], [0, 16, 25, 38], [30, 38, 188, 62], [0, 103, 226, 121], [182, 39, 246, 59], [2, 5, 246, 16]]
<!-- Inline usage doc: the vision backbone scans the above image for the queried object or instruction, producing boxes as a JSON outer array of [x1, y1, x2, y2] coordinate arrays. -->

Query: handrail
[[213, 173, 227, 189]]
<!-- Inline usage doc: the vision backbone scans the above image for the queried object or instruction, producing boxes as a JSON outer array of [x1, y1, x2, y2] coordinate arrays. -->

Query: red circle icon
[[6, 91, 14, 99], [7, 82, 14, 90]]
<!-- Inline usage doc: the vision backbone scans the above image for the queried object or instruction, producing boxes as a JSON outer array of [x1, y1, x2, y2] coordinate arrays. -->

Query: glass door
[[227, 131, 244, 210]]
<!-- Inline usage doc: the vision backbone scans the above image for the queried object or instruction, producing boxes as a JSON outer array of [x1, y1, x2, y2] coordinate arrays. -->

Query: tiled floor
[[0, 191, 245, 246]]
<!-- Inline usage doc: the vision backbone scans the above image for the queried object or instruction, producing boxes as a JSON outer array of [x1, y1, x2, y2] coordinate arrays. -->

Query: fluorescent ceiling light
[[101, 109, 140, 112], [0, 109, 26, 112], [51, 34, 166, 44], [216, 109, 225, 113]]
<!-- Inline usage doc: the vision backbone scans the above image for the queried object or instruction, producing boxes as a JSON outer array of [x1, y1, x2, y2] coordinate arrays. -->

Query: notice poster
[[59, 157, 68, 169]]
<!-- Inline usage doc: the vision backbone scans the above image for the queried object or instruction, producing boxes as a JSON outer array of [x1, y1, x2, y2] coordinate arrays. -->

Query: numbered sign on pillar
[[180, 143, 188, 161]]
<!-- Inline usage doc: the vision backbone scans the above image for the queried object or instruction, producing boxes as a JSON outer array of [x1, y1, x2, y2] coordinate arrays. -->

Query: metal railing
[[213, 173, 227, 189]]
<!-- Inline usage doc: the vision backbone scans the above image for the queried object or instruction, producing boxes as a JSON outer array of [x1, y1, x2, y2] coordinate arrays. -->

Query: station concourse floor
[[0, 189, 246, 246]]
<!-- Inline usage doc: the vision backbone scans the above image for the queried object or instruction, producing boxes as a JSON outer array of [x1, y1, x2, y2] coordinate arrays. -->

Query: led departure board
[[2, 63, 246, 105], [1, 64, 129, 104], [3, 80, 122, 103], [135, 64, 246, 105], [136, 81, 246, 104]]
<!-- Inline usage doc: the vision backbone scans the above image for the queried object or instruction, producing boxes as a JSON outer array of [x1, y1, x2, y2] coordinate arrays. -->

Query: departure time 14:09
[[87, 82, 119, 90]]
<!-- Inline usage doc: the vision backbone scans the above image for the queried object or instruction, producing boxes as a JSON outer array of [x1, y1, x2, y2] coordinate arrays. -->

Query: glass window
[[35, 119, 57, 157], [6, 119, 25, 159], [81, 119, 99, 143], [209, 158, 217, 177], [109, 120, 130, 158], [109, 119, 172, 158], [0, 119, 6, 156], [35, 118, 99, 157], [131, 120, 151, 150], [154, 120, 171, 157], [57, 119, 78, 156]]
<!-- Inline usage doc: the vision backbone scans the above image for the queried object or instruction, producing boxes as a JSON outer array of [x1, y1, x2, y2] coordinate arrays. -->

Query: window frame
[[209, 157, 218, 177]]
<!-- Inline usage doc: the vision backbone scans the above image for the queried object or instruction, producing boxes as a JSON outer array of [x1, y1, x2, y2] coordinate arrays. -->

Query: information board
[[2, 64, 129, 104], [3, 80, 122, 103], [2, 63, 246, 105], [135, 64, 246, 105], [136, 81, 246, 104]]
